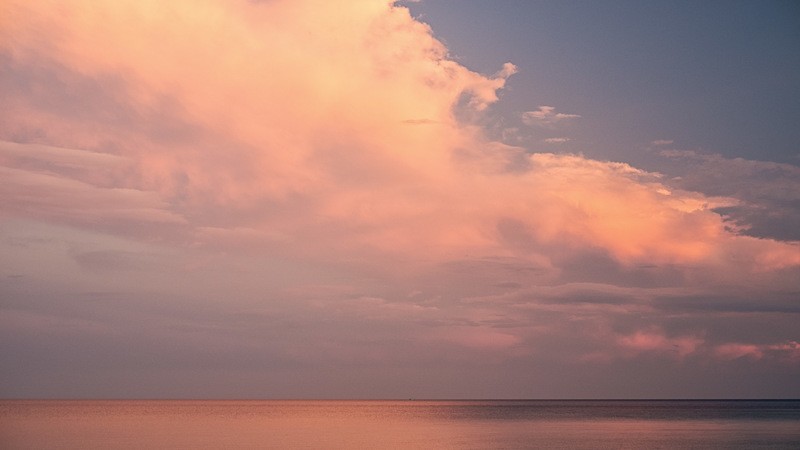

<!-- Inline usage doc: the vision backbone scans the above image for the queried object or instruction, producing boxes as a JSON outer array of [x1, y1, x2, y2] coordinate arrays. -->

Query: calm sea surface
[[1, 400, 799, 449]]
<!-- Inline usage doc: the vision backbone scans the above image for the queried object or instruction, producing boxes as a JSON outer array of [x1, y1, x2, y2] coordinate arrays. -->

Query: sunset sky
[[1, 0, 799, 399]]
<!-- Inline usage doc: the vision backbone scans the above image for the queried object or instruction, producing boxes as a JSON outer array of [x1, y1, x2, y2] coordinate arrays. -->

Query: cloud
[[428, 327, 522, 351], [0, 141, 186, 237], [402, 119, 440, 125], [71, 250, 153, 272], [522, 106, 581, 127], [2, 0, 798, 286], [2, 0, 797, 298], [9, 0, 792, 274], [660, 150, 800, 240], [651, 139, 674, 146], [715, 341, 800, 363], [714, 343, 763, 360], [1, 0, 799, 398], [617, 328, 704, 359]]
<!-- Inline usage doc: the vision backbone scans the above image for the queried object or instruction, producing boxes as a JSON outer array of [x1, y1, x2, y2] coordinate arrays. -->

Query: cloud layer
[[1, 0, 799, 398]]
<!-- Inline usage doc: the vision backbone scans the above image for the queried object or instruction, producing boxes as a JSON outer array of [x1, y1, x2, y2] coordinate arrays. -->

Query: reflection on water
[[1, 400, 799, 449]]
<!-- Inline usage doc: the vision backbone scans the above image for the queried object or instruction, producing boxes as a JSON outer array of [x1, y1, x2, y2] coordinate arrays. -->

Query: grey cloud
[[661, 150, 800, 240], [652, 291, 800, 314], [553, 248, 688, 288], [536, 289, 638, 306], [71, 250, 152, 272]]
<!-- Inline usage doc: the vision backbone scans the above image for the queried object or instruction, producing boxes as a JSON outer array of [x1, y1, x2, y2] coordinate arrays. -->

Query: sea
[[1, 399, 799, 449]]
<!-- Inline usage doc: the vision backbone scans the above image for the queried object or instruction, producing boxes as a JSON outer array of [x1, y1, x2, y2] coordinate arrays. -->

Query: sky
[[1, 0, 799, 399]]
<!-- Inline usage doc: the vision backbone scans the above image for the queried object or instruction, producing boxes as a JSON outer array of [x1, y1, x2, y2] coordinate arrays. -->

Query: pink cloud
[[0, 153, 185, 228], [429, 327, 522, 351], [714, 341, 800, 363], [2, 0, 798, 283], [714, 343, 764, 361], [2, 1, 799, 326], [617, 329, 704, 359], [2, 0, 800, 402], [768, 341, 800, 362]]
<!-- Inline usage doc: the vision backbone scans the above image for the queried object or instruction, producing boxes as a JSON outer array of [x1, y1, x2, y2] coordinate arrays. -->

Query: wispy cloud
[[714, 341, 800, 363], [543, 137, 570, 144], [522, 106, 581, 127], [0, 142, 186, 229], [651, 139, 674, 146]]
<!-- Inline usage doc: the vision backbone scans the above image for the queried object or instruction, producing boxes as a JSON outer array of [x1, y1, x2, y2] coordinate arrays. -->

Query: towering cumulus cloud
[[1, 0, 798, 397]]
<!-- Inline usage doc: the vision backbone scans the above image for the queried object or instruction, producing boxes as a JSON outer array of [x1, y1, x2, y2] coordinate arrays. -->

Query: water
[[1, 400, 799, 449]]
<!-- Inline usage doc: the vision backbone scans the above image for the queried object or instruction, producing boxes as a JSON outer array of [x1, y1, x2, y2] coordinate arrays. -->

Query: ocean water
[[1, 400, 799, 449]]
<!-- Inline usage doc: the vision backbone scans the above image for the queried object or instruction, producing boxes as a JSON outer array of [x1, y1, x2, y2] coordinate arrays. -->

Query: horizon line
[[3, 397, 798, 402]]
